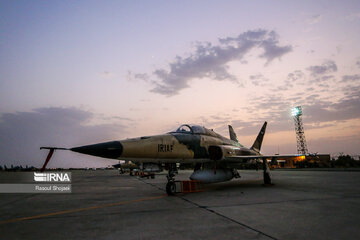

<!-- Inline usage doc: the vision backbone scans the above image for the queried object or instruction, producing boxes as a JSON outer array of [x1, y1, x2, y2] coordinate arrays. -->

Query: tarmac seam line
[[179, 196, 278, 240], [137, 177, 166, 192], [138, 178, 278, 240]]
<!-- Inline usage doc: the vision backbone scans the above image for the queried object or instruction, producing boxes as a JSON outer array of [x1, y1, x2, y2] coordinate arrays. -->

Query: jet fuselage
[[70, 124, 260, 164]]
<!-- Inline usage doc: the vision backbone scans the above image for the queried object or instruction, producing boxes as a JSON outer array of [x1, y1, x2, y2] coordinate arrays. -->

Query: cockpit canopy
[[172, 124, 208, 135], [170, 124, 236, 144]]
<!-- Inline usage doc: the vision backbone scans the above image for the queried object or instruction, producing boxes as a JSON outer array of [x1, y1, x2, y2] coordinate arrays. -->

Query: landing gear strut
[[232, 169, 241, 178], [262, 158, 272, 185], [166, 163, 177, 196]]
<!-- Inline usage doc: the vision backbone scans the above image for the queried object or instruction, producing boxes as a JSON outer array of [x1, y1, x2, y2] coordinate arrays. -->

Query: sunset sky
[[1, 0, 359, 168]]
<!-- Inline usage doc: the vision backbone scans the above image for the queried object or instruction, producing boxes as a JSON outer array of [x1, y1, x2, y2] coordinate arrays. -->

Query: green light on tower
[[291, 106, 302, 117]]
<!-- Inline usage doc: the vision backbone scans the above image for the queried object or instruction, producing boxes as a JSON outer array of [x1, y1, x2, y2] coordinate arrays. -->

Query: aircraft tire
[[166, 181, 176, 196]]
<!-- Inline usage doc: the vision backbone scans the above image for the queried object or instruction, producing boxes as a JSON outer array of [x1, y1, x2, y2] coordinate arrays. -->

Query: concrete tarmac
[[1, 169, 360, 240]]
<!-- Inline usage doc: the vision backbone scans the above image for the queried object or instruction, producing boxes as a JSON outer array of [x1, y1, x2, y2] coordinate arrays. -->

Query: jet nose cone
[[71, 141, 123, 159]]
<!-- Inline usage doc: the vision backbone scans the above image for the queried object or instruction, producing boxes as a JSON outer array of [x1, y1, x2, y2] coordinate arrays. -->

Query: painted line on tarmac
[[0, 195, 166, 225]]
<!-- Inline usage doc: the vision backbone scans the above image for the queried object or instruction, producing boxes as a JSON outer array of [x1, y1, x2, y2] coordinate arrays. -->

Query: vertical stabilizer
[[251, 122, 267, 152], [228, 125, 238, 142]]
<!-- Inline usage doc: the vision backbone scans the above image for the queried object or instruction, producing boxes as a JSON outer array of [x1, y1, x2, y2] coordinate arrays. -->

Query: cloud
[[356, 58, 360, 68], [307, 60, 337, 76], [246, 96, 360, 134], [341, 74, 360, 82], [308, 75, 335, 86], [344, 12, 360, 22], [126, 71, 150, 82], [109, 116, 133, 121], [306, 94, 320, 103], [272, 70, 306, 91], [194, 86, 360, 147], [0, 107, 127, 168], [134, 73, 150, 81], [239, 78, 360, 134], [275, 61, 338, 93], [287, 70, 305, 82], [249, 74, 269, 86], [342, 84, 360, 99], [305, 97, 360, 122], [248, 94, 289, 113], [306, 14, 322, 25], [257, 32, 293, 63], [100, 71, 116, 79], [143, 29, 292, 96]]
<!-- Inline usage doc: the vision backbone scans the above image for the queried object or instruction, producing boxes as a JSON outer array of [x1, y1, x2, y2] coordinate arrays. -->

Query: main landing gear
[[262, 158, 272, 185], [166, 163, 178, 196]]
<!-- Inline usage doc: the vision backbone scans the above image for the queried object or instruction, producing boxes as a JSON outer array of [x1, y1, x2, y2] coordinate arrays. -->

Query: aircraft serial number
[[158, 144, 173, 152]]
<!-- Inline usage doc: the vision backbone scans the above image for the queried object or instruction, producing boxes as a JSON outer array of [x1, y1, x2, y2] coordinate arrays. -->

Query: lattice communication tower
[[291, 106, 308, 155]]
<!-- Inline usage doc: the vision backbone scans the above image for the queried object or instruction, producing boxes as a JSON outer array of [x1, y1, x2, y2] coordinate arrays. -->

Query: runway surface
[[1, 169, 360, 240]]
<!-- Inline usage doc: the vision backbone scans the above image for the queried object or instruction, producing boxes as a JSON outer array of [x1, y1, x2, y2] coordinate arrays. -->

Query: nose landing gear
[[166, 163, 178, 196], [166, 181, 176, 195]]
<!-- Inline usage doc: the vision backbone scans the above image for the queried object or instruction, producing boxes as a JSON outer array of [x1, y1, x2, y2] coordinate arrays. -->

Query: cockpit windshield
[[173, 124, 206, 134], [176, 125, 192, 133], [191, 125, 206, 134]]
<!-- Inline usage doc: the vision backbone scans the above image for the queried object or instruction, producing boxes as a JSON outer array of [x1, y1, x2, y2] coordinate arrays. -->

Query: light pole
[[292, 106, 308, 155]]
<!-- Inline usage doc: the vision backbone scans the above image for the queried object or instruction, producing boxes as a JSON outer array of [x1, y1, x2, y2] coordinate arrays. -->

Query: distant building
[[272, 154, 331, 168]]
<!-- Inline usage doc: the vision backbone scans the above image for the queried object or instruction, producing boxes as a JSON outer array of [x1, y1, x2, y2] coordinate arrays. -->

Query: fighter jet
[[41, 122, 306, 195]]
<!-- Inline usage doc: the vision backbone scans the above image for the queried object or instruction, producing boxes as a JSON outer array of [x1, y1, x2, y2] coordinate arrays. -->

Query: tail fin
[[228, 125, 238, 142], [251, 122, 267, 152]]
